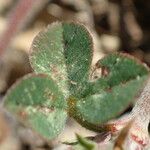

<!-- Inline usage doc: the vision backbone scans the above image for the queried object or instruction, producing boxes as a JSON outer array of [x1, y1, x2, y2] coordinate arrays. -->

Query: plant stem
[[132, 76, 150, 129], [0, 0, 49, 56]]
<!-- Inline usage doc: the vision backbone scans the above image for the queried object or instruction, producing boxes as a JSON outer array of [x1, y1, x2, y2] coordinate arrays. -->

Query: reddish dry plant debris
[[18, 110, 28, 119], [101, 66, 109, 77], [130, 134, 147, 147]]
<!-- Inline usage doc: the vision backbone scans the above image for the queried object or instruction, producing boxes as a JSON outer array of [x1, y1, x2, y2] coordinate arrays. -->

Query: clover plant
[[4, 22, 149, 142]]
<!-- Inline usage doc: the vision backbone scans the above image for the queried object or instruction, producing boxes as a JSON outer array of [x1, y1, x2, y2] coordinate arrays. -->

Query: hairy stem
[[132, 76, 150, 129]]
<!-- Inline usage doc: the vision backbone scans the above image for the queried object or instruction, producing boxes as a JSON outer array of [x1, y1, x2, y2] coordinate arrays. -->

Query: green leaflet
[[73, 134, 97, 150], [4, 74, 67, 139], [30, 22, 92, 98], [75, 75, 148, 124], [91, 53, 149, 94]]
